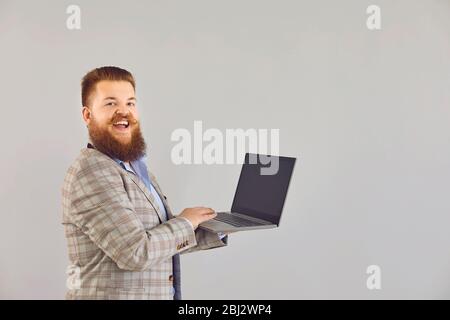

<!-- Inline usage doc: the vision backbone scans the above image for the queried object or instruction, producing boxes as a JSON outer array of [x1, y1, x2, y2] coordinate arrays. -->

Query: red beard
[[88, 115, 147, 162]]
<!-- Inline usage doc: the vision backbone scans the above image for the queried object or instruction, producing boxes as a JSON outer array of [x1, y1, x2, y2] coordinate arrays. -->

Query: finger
[[203, 213, 217, 222], [203, 211, 217, 219], [200, 207, 215, 215]]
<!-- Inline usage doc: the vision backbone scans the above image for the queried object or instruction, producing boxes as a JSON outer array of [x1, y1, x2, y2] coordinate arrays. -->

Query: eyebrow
[[103, 97, 136, 101]]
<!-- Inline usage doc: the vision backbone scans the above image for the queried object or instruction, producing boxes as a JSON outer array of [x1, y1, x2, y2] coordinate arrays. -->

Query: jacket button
[[169, 275, 173, 281]]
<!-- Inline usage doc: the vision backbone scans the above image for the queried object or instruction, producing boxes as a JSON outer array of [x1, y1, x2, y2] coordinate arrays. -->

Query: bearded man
[[62, 66, 228, 300]]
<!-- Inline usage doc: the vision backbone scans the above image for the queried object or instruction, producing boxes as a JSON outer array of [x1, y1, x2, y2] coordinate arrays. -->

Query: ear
[[82, 106, 91, 126]]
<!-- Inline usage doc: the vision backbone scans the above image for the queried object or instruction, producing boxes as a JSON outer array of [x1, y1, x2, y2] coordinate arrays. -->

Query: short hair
[[81, 66, 136, 107]]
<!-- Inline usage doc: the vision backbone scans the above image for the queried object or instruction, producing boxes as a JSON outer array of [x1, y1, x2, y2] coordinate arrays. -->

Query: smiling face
[[82, 80, 146, 161]]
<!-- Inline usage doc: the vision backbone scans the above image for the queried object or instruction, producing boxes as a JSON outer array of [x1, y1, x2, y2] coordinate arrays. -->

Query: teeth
[[114, 120, 129, 126]]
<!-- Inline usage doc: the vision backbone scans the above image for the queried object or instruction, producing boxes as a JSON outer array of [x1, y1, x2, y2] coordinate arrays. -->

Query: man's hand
[[178, 207, 217, 230]]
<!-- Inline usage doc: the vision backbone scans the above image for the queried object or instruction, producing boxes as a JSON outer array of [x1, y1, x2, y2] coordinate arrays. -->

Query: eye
[[127, 102, 135, 107], [105, 102, 116, 106]]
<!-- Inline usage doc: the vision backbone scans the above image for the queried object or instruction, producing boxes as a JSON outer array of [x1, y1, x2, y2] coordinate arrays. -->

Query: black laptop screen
[[231, 153, 296, 225]]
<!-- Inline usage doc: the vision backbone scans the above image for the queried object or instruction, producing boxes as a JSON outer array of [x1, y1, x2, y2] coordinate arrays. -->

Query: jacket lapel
[[126, 171, 166, 223], [147, 172, 174, 219], [131, 158, 174, 220]]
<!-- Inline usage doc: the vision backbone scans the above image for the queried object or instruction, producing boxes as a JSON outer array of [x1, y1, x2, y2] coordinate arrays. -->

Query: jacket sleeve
[[67, 158, 198, 271], [179, 226, 228, 255]]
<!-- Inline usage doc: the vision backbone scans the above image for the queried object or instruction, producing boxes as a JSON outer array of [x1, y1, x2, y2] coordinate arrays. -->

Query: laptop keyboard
[[214, 212, 266, 227]]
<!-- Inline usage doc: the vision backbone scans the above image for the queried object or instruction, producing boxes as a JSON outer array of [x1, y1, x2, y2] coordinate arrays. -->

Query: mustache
[[110, 114, 139, 125]]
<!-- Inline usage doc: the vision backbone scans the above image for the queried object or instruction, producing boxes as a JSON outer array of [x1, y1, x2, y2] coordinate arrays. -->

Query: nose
[[114, 104, 129, 117]]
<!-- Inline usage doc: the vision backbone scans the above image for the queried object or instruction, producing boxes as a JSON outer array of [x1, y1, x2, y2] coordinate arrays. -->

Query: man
[[62, 66, 228, 300]]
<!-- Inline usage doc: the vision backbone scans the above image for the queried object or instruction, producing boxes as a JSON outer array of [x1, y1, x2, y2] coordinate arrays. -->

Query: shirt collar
[[115, 159, 135, 173]]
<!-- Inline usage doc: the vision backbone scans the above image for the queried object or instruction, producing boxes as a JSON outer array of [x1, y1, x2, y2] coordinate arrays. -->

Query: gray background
[[0, 0, 449, 299]]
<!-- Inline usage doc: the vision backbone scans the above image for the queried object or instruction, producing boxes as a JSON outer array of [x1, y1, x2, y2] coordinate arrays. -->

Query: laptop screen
[[231, 153, 296, 225]]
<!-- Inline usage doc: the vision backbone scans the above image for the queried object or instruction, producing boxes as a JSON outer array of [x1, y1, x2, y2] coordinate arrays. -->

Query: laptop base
[[198, 212, 277, 233]]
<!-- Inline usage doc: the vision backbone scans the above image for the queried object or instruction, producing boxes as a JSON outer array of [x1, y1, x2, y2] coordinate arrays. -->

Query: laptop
[[199, 153, 296, 233]]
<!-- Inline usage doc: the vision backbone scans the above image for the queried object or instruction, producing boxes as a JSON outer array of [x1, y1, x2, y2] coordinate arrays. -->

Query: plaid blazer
[[61, 146, 227, 300]]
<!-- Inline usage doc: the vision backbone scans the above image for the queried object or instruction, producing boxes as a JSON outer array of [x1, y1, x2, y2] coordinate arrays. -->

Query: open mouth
[[112, 120, 130, 131]]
